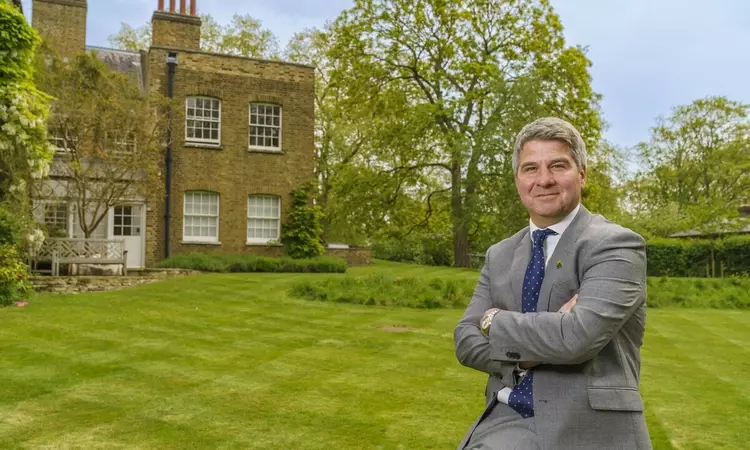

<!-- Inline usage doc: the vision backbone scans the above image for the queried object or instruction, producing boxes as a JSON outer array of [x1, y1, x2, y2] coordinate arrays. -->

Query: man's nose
[[536, 167, 556, 187]]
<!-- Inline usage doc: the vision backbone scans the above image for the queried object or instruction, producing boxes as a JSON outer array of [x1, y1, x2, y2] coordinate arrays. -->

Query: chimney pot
[[158, 0, 164, 11], [180, 0, 186, 13], [190, 0, 196, 15], [169, 0, 175, 12]]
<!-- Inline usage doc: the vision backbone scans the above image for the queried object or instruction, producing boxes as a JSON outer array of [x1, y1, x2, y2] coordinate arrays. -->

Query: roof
[[85, 46, 144, 92]]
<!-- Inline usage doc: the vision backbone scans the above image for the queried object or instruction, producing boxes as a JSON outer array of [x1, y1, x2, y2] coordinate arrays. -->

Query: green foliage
[[0, 243, 31, 306], [371, 232, 453, 266], [108, 13, 280, 58], [288, 273, 475, 309], [646, 276, 750, 309], [0, 0, 48, 305], [325, 0, 603, 266], [33, 48, 170, 237], [156, 253, 347, 273], [629, 96, 750, 237], [646, 237, 750, 277], [717, 236, 750, 275], [0, 0, 53, 206], [281, 184, 325, 259], [0, 0, 38, 81]]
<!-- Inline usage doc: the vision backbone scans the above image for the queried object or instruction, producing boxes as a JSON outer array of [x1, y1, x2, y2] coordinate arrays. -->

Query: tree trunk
[[451, 164, 471, 267]]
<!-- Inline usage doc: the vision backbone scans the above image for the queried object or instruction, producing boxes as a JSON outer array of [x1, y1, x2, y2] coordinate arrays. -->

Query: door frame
[[108, 203, 146, 269]]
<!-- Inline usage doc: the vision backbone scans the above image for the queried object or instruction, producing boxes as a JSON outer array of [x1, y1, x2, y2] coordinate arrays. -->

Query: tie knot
[[532, 228, 557, 246]]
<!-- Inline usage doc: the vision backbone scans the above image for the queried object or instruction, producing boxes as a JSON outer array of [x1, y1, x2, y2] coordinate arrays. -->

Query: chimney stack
[[151, 0, 201, 50], [31, 0, 88, 60], [156, 0, 197, 15]]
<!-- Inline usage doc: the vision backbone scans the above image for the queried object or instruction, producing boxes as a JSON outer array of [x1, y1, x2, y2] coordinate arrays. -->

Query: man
[[455, 117, 650, 450]]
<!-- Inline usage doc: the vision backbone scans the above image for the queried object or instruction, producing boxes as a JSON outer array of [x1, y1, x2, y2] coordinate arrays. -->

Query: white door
[[112, 204, 145, 268]]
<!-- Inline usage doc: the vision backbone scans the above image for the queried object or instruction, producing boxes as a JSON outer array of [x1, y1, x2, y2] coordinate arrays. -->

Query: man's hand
[[559, 293, 578, 313], [480, 308, 500, 336]]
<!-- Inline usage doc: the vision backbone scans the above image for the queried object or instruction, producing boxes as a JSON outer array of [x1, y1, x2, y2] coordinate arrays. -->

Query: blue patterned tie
[[508, 228, 557, 418]]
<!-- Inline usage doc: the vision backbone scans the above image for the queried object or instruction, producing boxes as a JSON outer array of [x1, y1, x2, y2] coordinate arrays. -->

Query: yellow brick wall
[[145, 47, 315, 265], [151, 11, 201, 51], [31, 0, 87, 60]]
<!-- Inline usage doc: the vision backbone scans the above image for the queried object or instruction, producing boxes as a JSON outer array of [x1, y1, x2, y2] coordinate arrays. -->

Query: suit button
[[506, 351, 521, 360]]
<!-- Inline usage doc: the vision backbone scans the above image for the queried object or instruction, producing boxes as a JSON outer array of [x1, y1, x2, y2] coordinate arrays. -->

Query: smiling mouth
[[535, 193, 559, 198]]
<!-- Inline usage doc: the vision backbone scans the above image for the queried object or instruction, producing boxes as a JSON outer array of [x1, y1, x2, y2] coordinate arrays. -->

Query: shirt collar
[[529, 203, 581, 238]]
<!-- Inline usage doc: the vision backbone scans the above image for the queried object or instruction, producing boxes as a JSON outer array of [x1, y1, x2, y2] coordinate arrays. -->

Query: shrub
[[156, 253, 347, 273], [0, 244, 31, 307], [288, 274, 476, 309], [281, 184, 324, 259], [647, 276, 750, 309]]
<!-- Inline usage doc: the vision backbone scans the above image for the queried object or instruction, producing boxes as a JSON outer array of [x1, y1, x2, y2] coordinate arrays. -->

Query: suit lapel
[[537, 206, 593, 312], [510, 229, 531, 311]]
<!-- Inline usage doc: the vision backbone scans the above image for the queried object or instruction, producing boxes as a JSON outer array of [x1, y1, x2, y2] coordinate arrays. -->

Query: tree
[[33, 48, 170, 238], [108, 13, 280, 59], [326, 0, 602, 266], [0, 0, 50, 305], [630, 96, 750, 237]]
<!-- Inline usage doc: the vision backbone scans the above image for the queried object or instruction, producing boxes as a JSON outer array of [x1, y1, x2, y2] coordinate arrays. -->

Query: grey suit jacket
[[454, 206, 651, 450]]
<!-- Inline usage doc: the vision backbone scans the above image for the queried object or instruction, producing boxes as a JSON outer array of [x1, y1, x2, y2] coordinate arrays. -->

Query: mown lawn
[[1, 260, 748, 449]]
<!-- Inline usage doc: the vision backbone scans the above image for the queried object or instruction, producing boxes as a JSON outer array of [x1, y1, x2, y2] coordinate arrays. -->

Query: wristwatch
[[481, 309, 500, 336]]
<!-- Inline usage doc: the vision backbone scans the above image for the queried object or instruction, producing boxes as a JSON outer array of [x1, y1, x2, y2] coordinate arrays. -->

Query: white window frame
[[105, 131, 137, 156], [70, 204, 108, 239], [49, 127, 74, 153], [185, 96, 221, 146], [183, 191, 220, 243], [247, 195, 280, 244], [42, 201, 71, 236], [248, 103, 282, 152]]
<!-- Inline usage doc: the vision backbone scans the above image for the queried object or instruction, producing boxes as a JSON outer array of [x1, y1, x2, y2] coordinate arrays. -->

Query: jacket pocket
[[587, 386, 644, 412]]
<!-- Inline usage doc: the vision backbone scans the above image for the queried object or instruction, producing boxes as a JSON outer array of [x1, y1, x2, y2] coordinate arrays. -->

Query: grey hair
[[512, 117, 587, 174]]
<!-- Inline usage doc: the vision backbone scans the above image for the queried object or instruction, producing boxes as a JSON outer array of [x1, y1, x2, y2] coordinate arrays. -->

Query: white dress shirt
[[496, 204, 581, 404]]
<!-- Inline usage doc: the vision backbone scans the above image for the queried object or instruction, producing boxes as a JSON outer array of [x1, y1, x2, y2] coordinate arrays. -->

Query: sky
[[22, 0, 750, 151]]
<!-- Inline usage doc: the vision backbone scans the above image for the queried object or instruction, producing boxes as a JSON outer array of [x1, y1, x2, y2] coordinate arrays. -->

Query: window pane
[[274, 106, 280, 115], [249, 135, 256, 146]]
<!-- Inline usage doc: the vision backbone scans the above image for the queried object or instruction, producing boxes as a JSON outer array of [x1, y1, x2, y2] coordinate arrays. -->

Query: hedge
[[156, 253, 348, 273], [288, 273, 750, 310], [289, 274, 475, 309], [647, 236, 750, 277]]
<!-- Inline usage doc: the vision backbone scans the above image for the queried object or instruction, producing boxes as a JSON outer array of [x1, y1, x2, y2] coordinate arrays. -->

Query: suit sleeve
[[454, 248, 517, 387], [488, 230, 646, 365]]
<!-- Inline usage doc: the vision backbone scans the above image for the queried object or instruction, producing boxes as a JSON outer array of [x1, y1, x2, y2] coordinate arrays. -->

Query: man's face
[[515, 139, 586, 228]]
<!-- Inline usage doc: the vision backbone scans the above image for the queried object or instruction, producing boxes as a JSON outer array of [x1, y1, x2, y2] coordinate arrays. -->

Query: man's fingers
[[559, 294, 578, 313]]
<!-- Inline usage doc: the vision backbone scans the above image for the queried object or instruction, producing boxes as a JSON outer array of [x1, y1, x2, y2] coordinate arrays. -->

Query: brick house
[[31, 0, 315, 269]]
